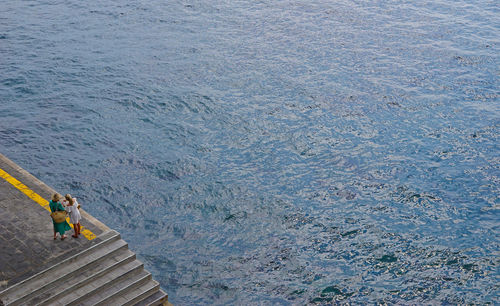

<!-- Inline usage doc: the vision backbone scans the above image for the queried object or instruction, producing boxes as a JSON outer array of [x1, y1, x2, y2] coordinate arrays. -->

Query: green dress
[[49, 200, 71, 235]]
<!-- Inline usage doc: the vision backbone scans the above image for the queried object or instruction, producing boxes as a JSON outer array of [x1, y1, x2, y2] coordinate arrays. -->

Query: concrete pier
[[0, 153, 170, 305]]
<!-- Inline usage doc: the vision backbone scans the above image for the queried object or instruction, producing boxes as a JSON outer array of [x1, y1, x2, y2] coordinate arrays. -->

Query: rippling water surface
[[1, 0, 499, 304]]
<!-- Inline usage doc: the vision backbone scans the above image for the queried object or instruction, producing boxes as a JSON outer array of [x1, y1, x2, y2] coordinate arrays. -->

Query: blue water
[[1, 0, 499, 304]]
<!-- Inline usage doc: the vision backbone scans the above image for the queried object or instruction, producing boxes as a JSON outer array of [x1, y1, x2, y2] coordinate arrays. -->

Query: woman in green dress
[[49, 193, 71, 240]]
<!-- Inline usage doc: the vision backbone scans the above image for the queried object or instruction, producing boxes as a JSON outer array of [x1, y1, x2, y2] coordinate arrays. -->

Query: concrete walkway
[[0, 153, 169, 305]]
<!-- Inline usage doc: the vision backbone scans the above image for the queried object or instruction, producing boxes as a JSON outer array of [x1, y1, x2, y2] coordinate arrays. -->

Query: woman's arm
[[74, 198, 81, 209]]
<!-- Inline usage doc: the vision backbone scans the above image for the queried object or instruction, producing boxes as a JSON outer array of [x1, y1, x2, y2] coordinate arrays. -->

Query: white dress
[[64, 198, 82, 224]]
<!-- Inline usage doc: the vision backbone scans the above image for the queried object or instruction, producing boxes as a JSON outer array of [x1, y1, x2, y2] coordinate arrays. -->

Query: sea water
[[1, 0, 498, 304]]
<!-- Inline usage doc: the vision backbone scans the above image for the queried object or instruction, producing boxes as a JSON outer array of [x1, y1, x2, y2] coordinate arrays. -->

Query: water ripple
[[1, 0, 498, 304]]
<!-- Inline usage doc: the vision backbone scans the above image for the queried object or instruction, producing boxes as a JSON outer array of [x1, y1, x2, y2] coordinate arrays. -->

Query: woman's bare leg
[[72, 224, 78, 238]]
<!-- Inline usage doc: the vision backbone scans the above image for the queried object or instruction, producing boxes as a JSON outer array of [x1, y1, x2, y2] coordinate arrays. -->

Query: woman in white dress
[[63, 194, 82, 238]]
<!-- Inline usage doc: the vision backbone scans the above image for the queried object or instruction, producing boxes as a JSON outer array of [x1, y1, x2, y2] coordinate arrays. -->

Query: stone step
[[11, 238, 128, 306], [60, 259, 145, 306], [0, 229, 168, 306], [0, 230, 121, 305], [35, 248, 137, 306], [115, 279, 159, 306], [134, 289, 169, 306], [90, 269, 152, 306]]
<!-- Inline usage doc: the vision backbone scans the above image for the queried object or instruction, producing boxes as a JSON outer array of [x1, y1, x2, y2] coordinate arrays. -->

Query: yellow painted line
[[0, 167, 96, 240], [0, 168, 51, 211]]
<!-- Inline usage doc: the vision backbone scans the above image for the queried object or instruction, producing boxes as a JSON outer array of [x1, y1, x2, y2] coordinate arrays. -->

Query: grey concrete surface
[[0, 153, 169, 305], [0, 153, 107, 290]]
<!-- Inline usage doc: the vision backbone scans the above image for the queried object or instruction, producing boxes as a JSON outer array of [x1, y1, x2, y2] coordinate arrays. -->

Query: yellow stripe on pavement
[[0, 167, 96, 240]]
